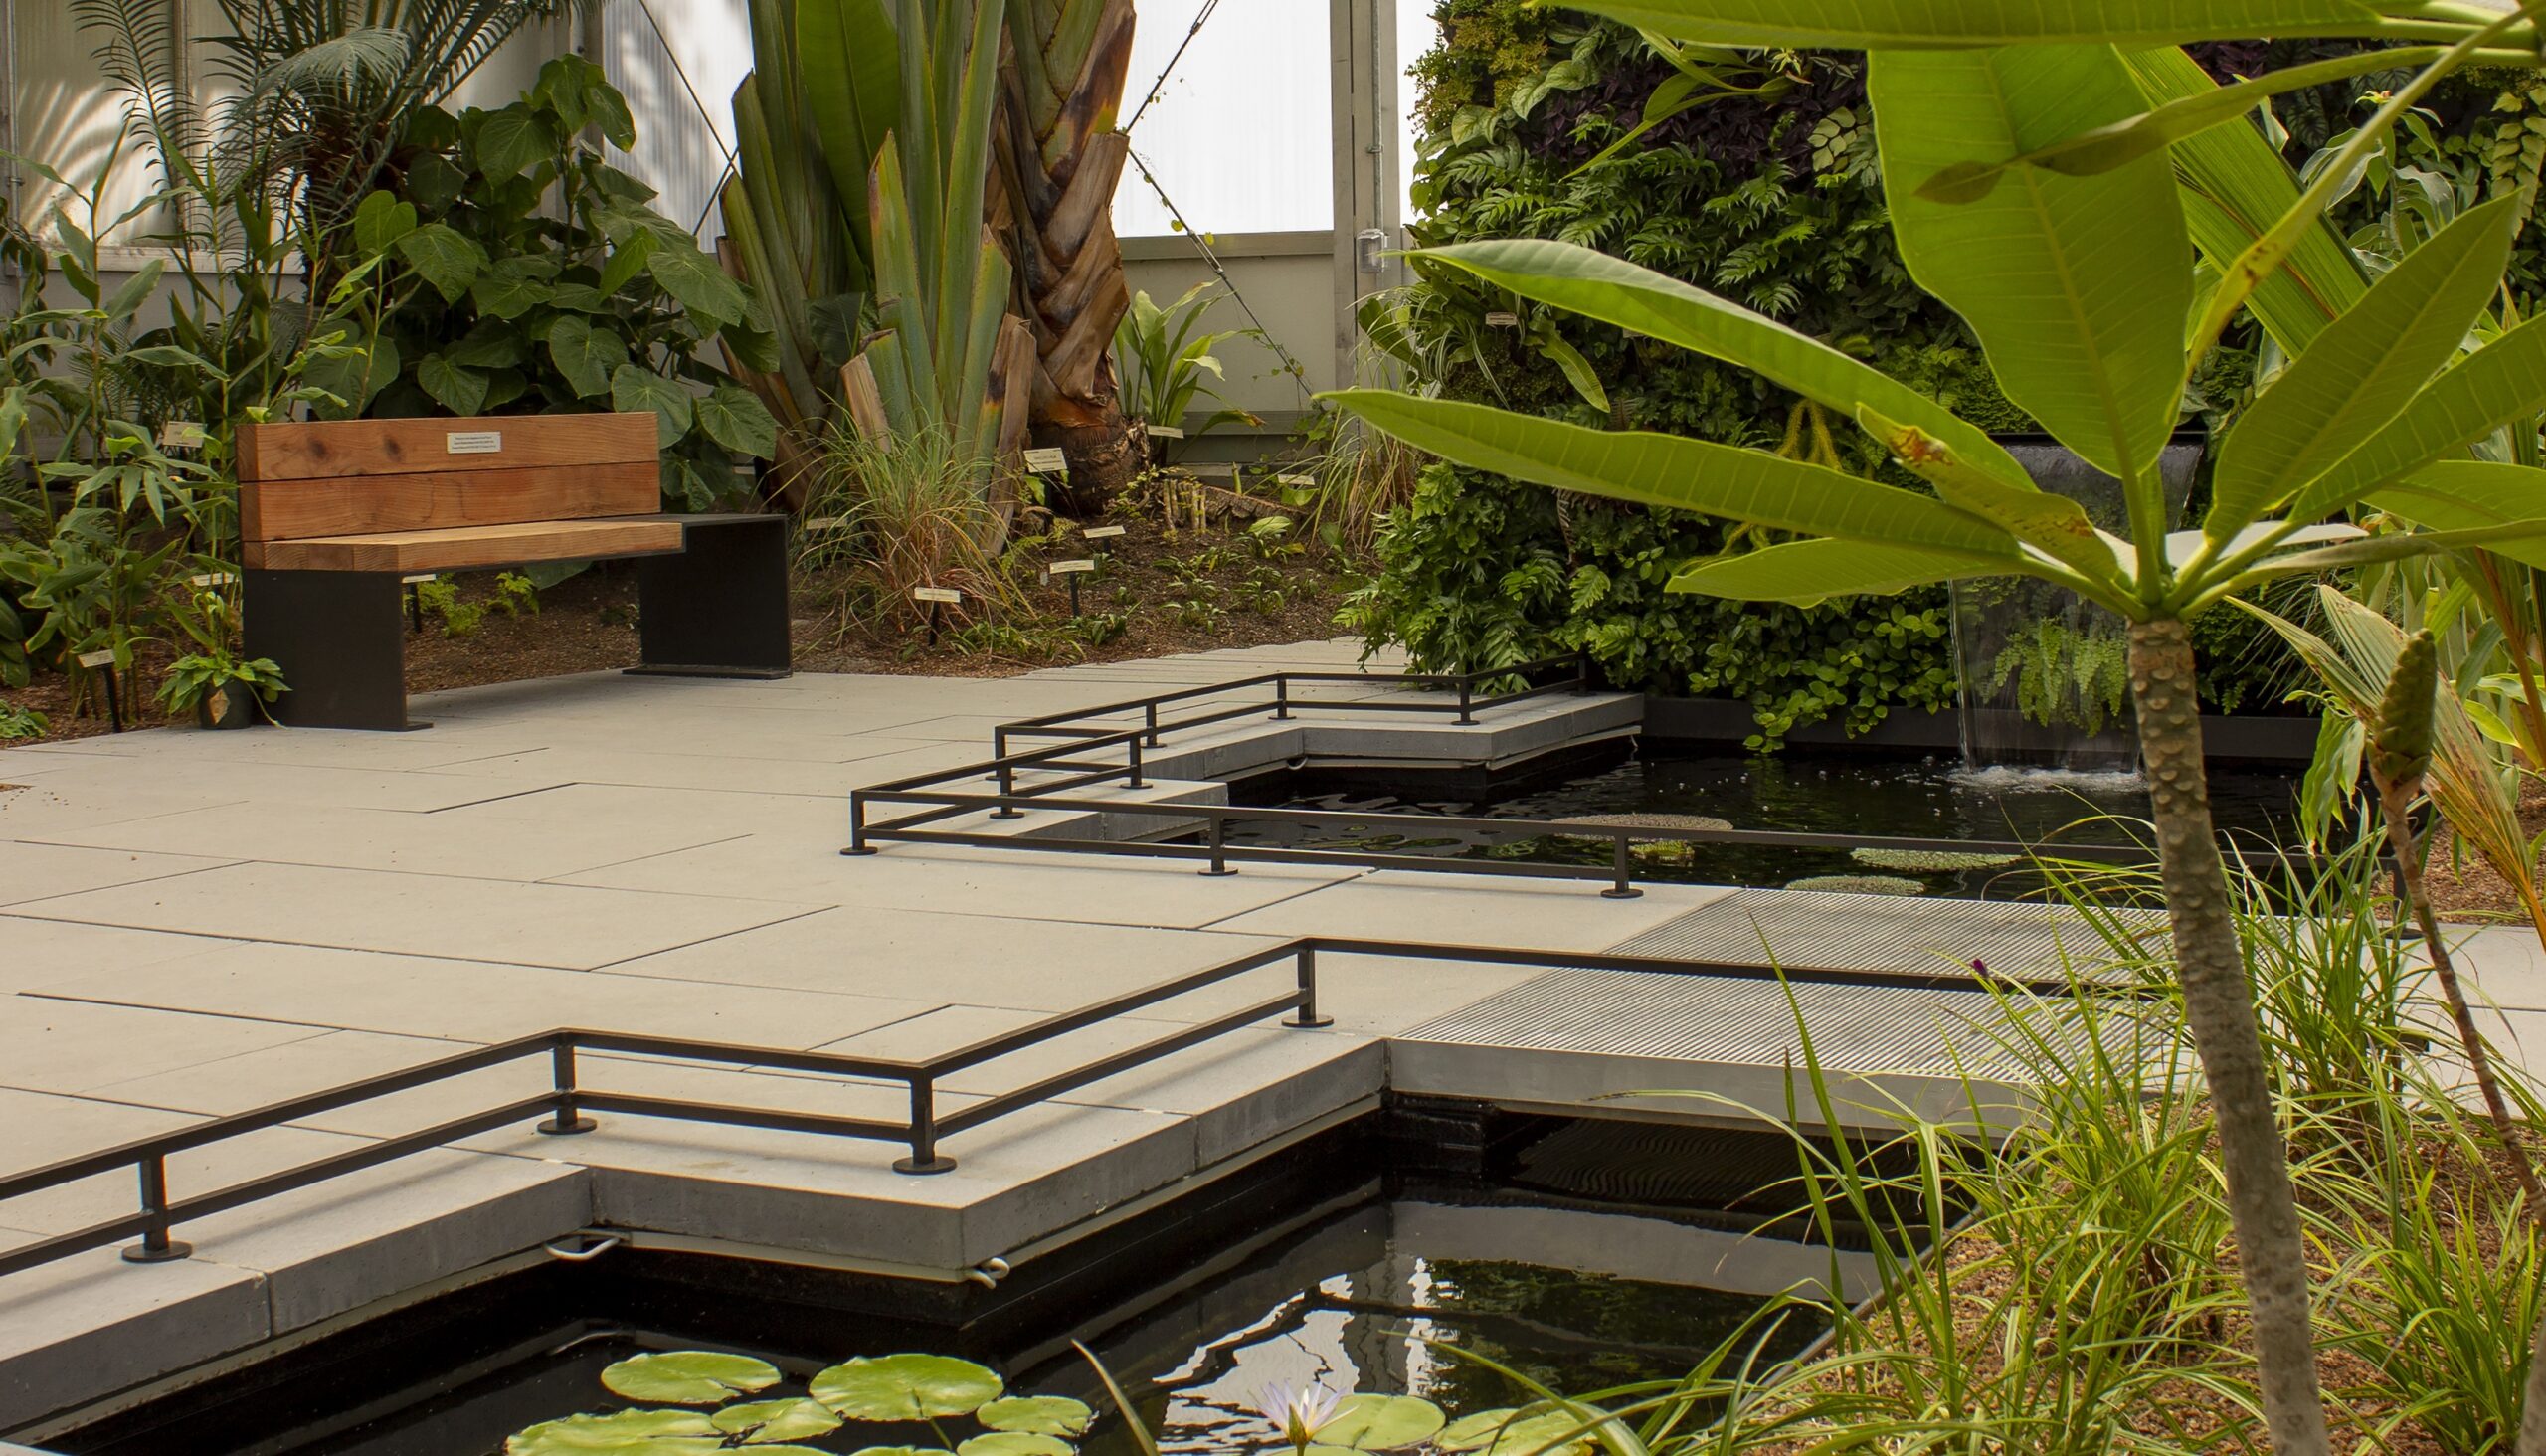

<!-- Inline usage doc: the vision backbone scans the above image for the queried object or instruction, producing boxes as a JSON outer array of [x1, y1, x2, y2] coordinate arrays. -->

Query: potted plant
[[157, 586, 286, 729]]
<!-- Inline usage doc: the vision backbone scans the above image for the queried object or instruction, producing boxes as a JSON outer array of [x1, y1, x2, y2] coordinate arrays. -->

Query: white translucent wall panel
[[1397, 0, 1437, 220], [601, 0, 751, 241], [10, 0, 215, 251], [1116, 0, 1332, 239]]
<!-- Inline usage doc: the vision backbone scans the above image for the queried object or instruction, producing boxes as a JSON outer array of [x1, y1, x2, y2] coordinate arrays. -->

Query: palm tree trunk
[[2127, 618, 2330, 1456], [996, 0, 1140, 511]]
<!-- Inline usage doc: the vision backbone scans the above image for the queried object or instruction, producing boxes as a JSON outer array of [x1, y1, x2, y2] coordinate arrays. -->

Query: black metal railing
[[846, 651, 2178, 894], [0, 932, 2091, 1284]]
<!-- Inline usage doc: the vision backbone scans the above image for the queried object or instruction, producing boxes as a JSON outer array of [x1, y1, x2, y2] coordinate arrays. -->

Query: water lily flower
[[1257, 1381, 1345, 1453]]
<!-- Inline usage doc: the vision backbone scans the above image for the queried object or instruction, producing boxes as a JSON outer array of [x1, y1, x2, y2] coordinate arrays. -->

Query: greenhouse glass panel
[[1399, 0, 1439, 221], [1115, 0, 1334, 238]]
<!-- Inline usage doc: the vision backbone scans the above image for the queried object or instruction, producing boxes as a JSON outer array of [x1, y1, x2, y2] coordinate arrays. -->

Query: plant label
[[446, 430, 503, 455], [1148, 424, 1186, 439], [402, 573, 437, 585], [913, 586, 963, 604], [1023, 447, 1068, 474], [188, 571, 237, 588], [159, 420, 206, 450], [803, 516, 849, 532], [1083, 525, 1127, 540], [1049, 559, 1095, 575], [77, 649, 116, 669], [1484, 311, 1519, 328], [1277, 473, 1314, 487]]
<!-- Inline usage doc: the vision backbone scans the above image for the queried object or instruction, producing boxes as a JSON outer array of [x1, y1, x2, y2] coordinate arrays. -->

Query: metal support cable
[[1125, 145, 1320, 409]]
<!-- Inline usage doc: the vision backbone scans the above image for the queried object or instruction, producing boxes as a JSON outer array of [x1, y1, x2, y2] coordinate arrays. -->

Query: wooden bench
[[240, 412, 790, 730]]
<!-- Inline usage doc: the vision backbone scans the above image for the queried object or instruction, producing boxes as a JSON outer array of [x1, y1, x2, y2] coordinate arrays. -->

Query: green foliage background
[[1345, 7, 2522, 746]]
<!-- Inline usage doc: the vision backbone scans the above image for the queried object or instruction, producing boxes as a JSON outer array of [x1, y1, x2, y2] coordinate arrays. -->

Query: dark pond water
[[56, 1117, 1871, 1456], [1225, 747, 2305, 897]]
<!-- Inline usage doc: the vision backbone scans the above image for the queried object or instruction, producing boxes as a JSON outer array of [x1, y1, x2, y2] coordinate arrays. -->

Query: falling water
[[1948, 436, 2205, 777]]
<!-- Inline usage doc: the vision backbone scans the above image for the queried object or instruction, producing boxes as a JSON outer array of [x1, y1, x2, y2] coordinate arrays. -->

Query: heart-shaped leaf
[[958, 1435, 1073, 1456], [976, 1396, 1095, 1437], [599, 1351, 782, 1405], [1317, 1394, 1444, 1451], [1436, 1409, 1584, 1456], [714, 1397, 844, 1443], [612, 365, 694, 447], [506, 1408, 722, 1455], [812, 1355, 1003, 1420], [548, 315, 628, 399], [695, 383, 778, 458]]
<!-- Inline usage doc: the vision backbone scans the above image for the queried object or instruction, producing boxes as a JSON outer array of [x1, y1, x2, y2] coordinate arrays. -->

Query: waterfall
[[1949, 435, 2205, 776]]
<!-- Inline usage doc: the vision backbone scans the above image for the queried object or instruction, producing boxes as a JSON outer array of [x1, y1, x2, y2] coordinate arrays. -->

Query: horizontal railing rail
[[0, 931, 2102, 1284]]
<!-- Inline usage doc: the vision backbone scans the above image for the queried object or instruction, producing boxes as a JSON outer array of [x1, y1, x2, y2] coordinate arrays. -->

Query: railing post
[[1284, 944, 1333, 1028], [1272, 676, 1292, 721], [538, 1041, 598, 1134], [1455, 676, 1476, 726], [993, 755, 1022, 819], [1602, 832, 1643, 900], [1126, 734, 1148, 790], [119, 1154, 192, 1264], [896, 1077, 957, 1174], [1573, 649, 1592, 694], [1200, 816, 1236, 876], [843, 791, 876, 855], [1145, 701, 1162, 748], [987, 728, 1008, 782]]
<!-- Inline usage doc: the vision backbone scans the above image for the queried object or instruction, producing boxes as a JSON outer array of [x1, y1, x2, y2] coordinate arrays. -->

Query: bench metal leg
[[629, 515, 793, 679], [243, 570, 426, 731]]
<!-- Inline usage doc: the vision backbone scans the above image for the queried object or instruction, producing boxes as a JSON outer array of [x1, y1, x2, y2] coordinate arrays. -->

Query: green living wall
[[1345, 8, 2533, 747]]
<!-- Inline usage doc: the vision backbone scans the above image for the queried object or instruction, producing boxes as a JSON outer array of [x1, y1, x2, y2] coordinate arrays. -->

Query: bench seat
[[242, 516, 687, 573]]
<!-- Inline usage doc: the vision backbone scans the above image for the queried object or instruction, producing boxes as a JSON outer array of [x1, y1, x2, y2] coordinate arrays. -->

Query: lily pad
[[1316, 1394, 1445, 1451], [958, 1435, 1075, 1456], [1850, 847, 2020, 872], [506, 1408, 722, 1455], [977, 1396, 1096, 1436], [599, 1352, 783, 1405], [714, 1397, 844, 1443], [846, 1448, 959, 1456], [1783, 873, 1926, 896], [1436, 1409, 1585, 1456], [812, 1355, 1005, 1419]]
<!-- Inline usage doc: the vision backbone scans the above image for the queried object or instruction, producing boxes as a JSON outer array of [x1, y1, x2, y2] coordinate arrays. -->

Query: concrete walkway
[[4, 639, 2543, 1438]]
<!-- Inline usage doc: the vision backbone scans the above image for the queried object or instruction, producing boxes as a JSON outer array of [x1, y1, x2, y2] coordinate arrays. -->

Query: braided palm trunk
[[997, 0, 1140, 512]]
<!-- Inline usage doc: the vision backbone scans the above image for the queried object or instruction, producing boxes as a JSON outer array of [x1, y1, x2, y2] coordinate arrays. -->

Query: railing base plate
[[538, 1116, 598, 1136], [894, 1155, 958, 1176], [120, 1239, 193, 1265], [1601, 887, 1644, 900]]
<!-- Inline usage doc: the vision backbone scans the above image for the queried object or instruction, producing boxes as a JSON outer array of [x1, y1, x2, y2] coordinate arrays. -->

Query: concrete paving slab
[[601, 905, 1276, 1006], [25, 942, 942, 1046], [79, 1029, 478, 1116], [6, 726, 551, 773], [0, 1001, 324, 1096], [0, 782, 246, 836], [4, 758, 563, 814], [562, 836, 1359, 929], [2455, 925, 2546, 1012], [6, 862, 823, 970], [0, 843, 234, 908], [0, 1098, 366, 1237], [1205, 870, 1739, 948], [180, 1151, 590, 1336], [466, 1096, 1194, 1269], [0, 921, 237, 992], [0, 1247, 270, 1430], [37, 801, 744, 885]]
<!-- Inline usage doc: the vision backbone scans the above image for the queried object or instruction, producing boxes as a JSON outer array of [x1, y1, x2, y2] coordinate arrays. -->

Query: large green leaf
[[600, 1352, 782, 1405], [417, 353, 491, 416], [1321, 391, 2018, 554], [977, 1397, 1095, 1436], [1668, 537, 2021, 604], [2121, 47, 2367, 356], [470, 105, 558, 181], [1872, 46, 2191, 488], [395, 223, 489, 304], [810, 1355, 1003, 1420], [647, 241, 750, 328], [1413, 239, 2034, 492], [612, 365, 695, 447], [1316, 1395, 1444, 1451], [2288, 316, 2546, 521], [506, 1408, 722, 1455], [956, 1436, 1072, 1456], [798, 0, 899, 242], [697, 383, 780, 457], [2206, 197, 2518, 538], [2367, 461, 2546, 568], [1563, 0, 2379, 49], [712, 1398, 844, 1443], [547, 316, 628, 399]]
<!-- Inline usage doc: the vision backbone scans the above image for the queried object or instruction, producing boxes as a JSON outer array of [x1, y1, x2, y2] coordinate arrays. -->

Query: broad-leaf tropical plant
[[1331, 15, 2546, 1454], [997, 0, 1142, 509], [835, 0, 1038, 539]]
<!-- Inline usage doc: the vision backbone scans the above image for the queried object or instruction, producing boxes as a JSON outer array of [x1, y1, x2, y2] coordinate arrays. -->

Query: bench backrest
[[238, 413, 659, 542]]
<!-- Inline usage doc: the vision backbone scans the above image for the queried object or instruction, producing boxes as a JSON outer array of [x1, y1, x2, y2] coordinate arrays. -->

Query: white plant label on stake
[[803, 516, 850, 532], [1484, 311, 1519, 328], [446, 431, 503, 455], [913, 586, 963, 605], [1277, 473, 1314, 487], [159, 421, 206, 450], [77, 649, 116, 669], [1049, 559, 1095, 576], [1147, 424, 1185, 440], [1023, 447, 1068, 474], [402, 573, 437, 586], [1083, 525, 1127, 541], [188, 571, 238, 588]]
